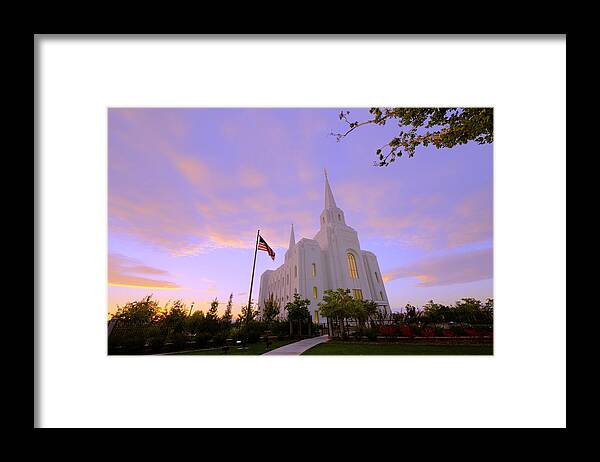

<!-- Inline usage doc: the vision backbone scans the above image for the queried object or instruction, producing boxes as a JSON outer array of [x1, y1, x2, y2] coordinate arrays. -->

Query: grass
[[301, 341, 493, 355], [172, 339, 297, 355]]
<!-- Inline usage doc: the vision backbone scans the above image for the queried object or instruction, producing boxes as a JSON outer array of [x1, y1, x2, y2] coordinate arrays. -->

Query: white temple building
[[258, 170, 391, 324]]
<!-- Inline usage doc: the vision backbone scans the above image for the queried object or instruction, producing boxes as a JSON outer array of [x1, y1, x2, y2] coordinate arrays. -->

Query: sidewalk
[[263, 335, 330, 355]]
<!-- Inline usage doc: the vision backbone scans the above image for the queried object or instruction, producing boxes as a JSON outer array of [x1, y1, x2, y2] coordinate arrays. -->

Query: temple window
[[352, 289, 363, 300], [347, 252, 359, 279]]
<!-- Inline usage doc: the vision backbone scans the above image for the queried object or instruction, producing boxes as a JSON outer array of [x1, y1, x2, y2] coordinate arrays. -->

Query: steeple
[[288, 223, 295, 249], [318, 169, 346, 230], [324, 168, 337, 209]]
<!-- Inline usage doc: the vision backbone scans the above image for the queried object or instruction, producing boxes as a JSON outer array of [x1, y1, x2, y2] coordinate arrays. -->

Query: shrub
[[434, 327, 444, 336], [121, 332, 147, 352], [450, 325, 466, 336], [247, 330, 261, 344], [464, 328, 479, 337], [170, 333, 188, 351], [442, 329, 455, 337], [235, 320, 263, 344], [148, 336, 165, 353], [364, 328, 378, 341], [212, 333, 227, 347], [270, 320, 289, 338], [411, 326, 423, 336], [194, 332, 210, 347]]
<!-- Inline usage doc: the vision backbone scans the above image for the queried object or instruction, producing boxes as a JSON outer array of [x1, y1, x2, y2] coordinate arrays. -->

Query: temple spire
[[288, 223, 295, 249], [324, 168, 337, 209]]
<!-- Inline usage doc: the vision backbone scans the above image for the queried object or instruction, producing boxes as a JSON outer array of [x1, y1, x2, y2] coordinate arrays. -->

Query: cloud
[[239, 167, 267, 188], [109, 109, 323, 256], [108, 254, 182, 289], [109, 108, 492, 260], [383, 247, 493, 287], [335, 178, 492, 251]]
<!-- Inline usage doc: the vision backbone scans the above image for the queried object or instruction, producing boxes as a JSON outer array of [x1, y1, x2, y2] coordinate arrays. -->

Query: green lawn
[[172, 339, 297, 355], [301, 341, 493, 355]]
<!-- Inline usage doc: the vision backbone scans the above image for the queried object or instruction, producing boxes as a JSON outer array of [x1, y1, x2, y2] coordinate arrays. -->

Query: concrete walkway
[[263, 335, 330, 355]]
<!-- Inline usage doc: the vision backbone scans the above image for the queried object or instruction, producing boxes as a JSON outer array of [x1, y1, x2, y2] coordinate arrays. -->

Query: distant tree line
[[395, 298, 494, 325], [108, 292, 493, 352], [108, 292, 320, 355], [315, 290, 493, 339]]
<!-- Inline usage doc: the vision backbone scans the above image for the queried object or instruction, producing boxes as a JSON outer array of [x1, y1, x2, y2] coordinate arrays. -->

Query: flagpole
[[247, 229, 260, 324]]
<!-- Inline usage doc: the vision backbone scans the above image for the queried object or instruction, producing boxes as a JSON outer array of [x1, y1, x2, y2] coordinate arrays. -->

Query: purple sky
[[108, 108, 493, 317]]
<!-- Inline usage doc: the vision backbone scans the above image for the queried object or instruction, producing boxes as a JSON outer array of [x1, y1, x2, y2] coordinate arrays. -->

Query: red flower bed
[[464, 328, 479, 336], [399, 326, 413, 337], [379, 326, 397, 337], [421, 327, 435, 337], [442, 329, 456, 337]]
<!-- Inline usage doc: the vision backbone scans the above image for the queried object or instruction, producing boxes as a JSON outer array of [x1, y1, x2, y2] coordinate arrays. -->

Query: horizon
[[108, 108, 493, 318]]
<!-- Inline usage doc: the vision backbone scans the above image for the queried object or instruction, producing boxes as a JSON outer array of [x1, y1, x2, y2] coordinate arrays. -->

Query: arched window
[[380, 291, 384, 300], [312, 263, 316, 277], [294, 265, 297, 278], [375, 271, 379, 283], [338, 213, 341, 221], [347, 252, 359, 279], [313, 286, 318, 301]]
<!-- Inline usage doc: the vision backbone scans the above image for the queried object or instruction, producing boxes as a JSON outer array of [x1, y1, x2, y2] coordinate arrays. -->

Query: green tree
[[207, 298, 219, 320], [483, 298, 494, 318], [222, 293, 233, 325], [453, 297, 493, 324], [161, 300, 189, 334], [110, 295, 161, 324], [187, 310, 206, 336], [332, 107, 493, 166], [109, 295, 162, 352], [403, 303, 422, 325], [204, 298, 220, 334], [285, 293, 311, 337], [360, 299, 379, 326], [262, 293, 281, 324], [318, 288, 356, 337], [238, 301, 258, 324], [423, 300, 452, 324], [286, 293, 311, 321]]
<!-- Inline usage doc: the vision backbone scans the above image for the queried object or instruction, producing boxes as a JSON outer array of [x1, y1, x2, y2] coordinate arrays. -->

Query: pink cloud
[[108, 254, 182, 289], [383, 248, 493, 287], [335, 178, 492, 251]]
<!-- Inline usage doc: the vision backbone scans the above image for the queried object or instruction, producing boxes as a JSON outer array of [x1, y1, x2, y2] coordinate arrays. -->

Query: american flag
[[257, 235, 275, 260]]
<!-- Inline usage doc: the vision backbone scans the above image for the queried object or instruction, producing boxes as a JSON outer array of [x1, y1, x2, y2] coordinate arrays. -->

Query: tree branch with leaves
[[332, 107, 493, 166]]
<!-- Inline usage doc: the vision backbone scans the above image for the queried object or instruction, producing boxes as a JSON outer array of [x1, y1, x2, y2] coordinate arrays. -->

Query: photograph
[[36, 35, 566, 430], [107, 107, 494, 356]]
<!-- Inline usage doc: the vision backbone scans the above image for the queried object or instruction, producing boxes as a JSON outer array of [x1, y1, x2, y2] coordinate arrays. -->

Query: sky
[[108, 108, 493, 318]]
